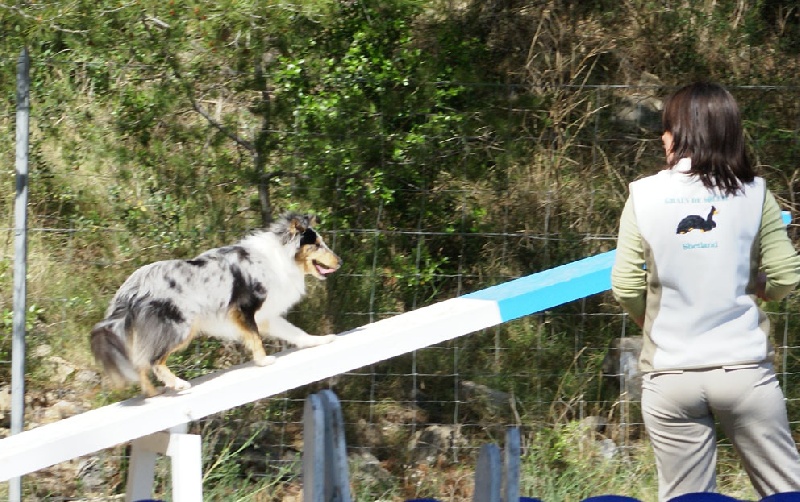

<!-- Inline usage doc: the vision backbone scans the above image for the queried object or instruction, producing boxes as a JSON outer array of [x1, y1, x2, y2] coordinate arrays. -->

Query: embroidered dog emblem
[[676, 206, 718, 234]]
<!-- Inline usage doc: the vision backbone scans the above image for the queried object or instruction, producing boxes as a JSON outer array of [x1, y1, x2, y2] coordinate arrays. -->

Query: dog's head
[[271, 212, 342, 280]]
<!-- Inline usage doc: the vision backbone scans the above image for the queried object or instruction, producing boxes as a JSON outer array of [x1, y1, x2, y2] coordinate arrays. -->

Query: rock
[[0, 386, 11, 412], [48, 356, 77, 383], [41, 400, 82, 423], [74, 369, 101, 386], [349, 450, 393, 486], [77, 457, 106, 491], [613, 72, 664, 132], [599, 438, 619, 460], [407, 424, 465, 465], [602, 336, 643, 400], [33, 344, 52, 358], [460, 380, 512, 413], [578, 415, 608, 436]]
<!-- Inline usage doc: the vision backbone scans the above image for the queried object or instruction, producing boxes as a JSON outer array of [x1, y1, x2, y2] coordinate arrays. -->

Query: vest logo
[[676, 206, 718, 234], [682, 241, 719, 250]]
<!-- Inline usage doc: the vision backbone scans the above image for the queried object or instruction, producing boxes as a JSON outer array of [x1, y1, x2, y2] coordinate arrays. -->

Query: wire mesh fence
[[2, 59, 800, 500]]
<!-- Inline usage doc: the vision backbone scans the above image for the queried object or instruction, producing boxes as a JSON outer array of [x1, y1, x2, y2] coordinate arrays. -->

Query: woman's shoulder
[[741, 176, 765, 196], [630, 169, 672, 189]]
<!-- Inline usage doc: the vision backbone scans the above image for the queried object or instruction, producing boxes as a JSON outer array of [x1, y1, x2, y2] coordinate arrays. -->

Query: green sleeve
[[760, 190, 800, 301], [611, 196, 647, 320]]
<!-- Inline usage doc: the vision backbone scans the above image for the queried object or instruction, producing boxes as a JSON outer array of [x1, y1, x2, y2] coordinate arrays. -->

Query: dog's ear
[[286, 213, 307, 237], [292, 214, 318, 231], [297, 215, 321, 246], [272, 212, 319, 244]]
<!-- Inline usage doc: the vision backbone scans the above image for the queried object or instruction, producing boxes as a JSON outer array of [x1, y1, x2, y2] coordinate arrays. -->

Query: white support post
[[126, 439, 159, 501], [169, 432, 203, 502], [125, 423, 202, 502]]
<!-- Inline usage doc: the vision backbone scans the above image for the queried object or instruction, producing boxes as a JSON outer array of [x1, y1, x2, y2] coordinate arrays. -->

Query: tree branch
[[140, 15, 255, 153], [0, 2, 89, 34]]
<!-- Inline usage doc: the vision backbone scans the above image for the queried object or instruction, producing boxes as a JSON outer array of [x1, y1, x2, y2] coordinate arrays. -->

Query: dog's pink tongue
[[316, 264, 337, 275]]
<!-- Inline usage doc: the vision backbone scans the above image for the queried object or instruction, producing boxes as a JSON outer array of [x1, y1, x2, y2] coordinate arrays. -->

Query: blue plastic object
[[407, 499, 545, 502], [582, 496, 642, 502], [669, 493, 741, 501], [761, 493, 800, 501]]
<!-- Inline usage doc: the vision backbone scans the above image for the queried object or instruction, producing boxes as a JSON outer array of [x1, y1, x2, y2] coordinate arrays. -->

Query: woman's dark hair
[[662, 82, 755, 195]]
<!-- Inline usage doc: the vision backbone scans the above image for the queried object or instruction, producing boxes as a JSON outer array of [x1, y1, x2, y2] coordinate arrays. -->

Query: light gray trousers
[[641, 363, 800, 501]]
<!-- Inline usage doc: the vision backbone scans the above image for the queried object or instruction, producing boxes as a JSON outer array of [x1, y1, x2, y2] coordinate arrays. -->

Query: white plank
[[0, 297, 501, 482]]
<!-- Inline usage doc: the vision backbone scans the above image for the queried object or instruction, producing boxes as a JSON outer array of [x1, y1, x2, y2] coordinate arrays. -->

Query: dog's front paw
[[171, 378, 192, 391], [303, 334, 337, 347], [254, 355, 277, 367], [318, 334, 337, 345], [142, 387, 161, 398]]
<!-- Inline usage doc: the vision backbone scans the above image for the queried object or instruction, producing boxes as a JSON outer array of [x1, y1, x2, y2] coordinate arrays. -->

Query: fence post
[[10, 46, 30, 502], [303, 390, 352, 502], [473, 427, 522, 502], [303, 393, 326, 501], [474, 443, 502, 502], [319, 390, 351, 501], [503, 427, 521, 502]]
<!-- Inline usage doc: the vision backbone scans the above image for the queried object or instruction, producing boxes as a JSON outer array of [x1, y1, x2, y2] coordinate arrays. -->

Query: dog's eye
[[300, 228, 317, 246]]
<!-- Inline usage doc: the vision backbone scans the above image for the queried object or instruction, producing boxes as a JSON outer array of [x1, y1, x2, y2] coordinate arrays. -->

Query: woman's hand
[[755, 271, 768, 301]]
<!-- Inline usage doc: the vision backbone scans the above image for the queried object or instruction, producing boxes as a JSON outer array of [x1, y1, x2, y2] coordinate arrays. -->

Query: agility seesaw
[[0, 210, 791, 501], [0, 248, 616, 499]]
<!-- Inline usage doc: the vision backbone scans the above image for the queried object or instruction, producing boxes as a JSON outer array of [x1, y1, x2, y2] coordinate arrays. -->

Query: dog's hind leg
[[145, 324, 198, 394], [139, 368, 160, 398], [150, 328, 198, 393]]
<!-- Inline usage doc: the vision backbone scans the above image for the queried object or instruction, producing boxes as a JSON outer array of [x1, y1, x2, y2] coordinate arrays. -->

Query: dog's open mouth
[[314, 261, 338, 276]]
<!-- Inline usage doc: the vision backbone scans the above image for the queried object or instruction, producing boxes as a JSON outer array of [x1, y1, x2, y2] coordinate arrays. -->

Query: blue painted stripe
[[463, 211, 791, 323], [464, 251, 617, 322]]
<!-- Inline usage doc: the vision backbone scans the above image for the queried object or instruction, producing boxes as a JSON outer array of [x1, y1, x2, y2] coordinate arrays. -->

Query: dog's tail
[[90, 314, 139, 386]]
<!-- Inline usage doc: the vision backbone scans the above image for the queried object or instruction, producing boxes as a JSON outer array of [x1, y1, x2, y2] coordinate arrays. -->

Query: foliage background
[[1, 0, 799, 500]]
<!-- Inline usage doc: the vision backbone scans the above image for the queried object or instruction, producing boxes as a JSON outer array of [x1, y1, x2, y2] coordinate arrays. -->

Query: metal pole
[[10, 46, 30, 502]]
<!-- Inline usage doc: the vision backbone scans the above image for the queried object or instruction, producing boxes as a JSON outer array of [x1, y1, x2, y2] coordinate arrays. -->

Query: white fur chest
[[244, 234, 307, 319]]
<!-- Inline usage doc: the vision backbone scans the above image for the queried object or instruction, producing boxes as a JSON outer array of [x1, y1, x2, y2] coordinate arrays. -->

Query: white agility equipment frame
[[0, 250, 615, 500], [0, 208, 789, 501]]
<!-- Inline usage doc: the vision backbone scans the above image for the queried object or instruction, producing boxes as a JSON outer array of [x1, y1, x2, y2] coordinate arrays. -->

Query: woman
[[611, 82, 800, 501]]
